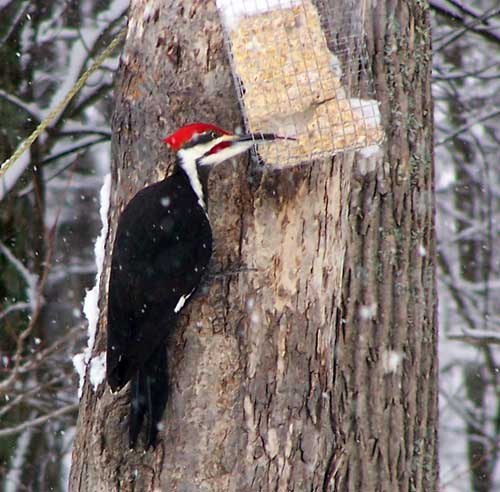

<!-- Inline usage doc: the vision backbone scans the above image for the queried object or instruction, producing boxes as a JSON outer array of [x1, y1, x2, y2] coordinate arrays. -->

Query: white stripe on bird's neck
[[177, 146, 208, 210], [177, 136, 255, 210]]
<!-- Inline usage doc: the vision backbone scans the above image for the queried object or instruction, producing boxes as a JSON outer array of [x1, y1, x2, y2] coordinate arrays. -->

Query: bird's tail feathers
[[129, 346, 168, 448]]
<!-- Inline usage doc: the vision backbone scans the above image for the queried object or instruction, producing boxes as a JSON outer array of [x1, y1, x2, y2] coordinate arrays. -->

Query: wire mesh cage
[[216, 0, 384, 167]]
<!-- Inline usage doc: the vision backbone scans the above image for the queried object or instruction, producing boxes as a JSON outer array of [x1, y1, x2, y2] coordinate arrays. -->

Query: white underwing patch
[[174, 290, 194, 313]]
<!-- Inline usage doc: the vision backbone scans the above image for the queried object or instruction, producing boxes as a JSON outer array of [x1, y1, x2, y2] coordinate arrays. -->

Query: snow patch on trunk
[[72, 173, 111, 398], [89, 351, 107, 391]]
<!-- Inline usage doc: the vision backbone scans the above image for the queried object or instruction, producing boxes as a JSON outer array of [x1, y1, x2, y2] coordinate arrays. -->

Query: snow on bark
[[89, 351, 107, 391], [72, 173, 111, 398]]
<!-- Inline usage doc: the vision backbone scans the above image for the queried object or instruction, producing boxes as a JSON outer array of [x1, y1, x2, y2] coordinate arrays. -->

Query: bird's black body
[[106, 165, 212, 447], [105, 121, 289, 449]]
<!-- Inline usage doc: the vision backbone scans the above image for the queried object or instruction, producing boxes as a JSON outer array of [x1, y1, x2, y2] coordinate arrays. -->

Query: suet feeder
[[216, 0, 384, 167]]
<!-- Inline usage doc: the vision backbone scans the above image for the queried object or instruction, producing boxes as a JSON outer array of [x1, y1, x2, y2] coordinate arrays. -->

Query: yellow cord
[[0, 27, 127, 180]]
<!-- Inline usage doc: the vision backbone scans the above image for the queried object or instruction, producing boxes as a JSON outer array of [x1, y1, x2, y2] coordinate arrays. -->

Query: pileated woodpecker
[[106, 122, 286, 448]]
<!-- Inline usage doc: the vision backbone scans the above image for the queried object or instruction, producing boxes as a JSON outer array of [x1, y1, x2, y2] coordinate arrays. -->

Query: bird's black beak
[[235, 132, 296, 144], [199, 131, 295, 166]]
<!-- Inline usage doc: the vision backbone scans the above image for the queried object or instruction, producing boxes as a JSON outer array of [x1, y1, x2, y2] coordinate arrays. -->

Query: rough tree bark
[[69, 1, 437, 491]]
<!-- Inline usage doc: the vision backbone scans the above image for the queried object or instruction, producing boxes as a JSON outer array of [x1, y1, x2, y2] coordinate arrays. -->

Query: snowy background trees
[[432, 1, 500, 490], [0, 0, 498, 490], [0, 1, 126, 489]]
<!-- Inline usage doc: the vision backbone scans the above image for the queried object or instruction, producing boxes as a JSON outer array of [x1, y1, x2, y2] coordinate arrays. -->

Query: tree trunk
[[69, 1, 437, 491]]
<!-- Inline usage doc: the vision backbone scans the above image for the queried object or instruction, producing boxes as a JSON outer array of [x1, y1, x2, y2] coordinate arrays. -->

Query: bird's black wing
[[106, 175, 212, 392]]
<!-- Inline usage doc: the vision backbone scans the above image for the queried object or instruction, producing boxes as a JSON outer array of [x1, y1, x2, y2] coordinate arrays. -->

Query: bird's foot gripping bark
[[208, 263, 258, 280]]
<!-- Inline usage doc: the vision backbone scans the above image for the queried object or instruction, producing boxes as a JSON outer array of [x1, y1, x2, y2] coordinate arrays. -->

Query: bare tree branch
[[436, 109, 500, 146], [0, 376, 67, 419], [0, 302, 31, 321], [0, 89, 43, 120], [0, 403, 79, 438], [447, 331, 500, 346], [431, 2, 500, 47]]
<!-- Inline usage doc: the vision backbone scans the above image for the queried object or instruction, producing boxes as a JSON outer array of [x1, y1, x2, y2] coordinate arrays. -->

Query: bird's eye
[[210, 131, 218, 139]]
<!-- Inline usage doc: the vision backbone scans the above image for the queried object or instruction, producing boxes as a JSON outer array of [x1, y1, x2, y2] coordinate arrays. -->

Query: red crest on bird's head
[[163, 122, 231, 151]]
